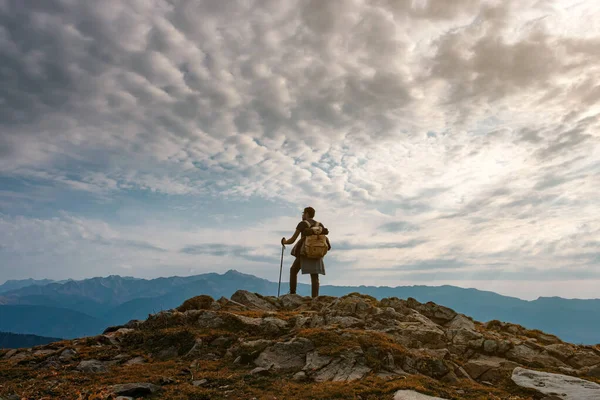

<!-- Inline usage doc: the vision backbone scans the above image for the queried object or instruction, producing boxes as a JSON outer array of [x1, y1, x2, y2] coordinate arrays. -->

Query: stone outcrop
[[512, 367, 600, 399], [2, 289, 599, 399]]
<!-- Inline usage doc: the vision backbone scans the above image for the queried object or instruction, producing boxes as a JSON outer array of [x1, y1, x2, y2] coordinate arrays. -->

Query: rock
[[406, 298, 457, 324], [327, 316, 365, 328], [587, 364, 600, 378], [3, 349, 17, 359], [568, 350, 600, 369], [545, 343, 575, 361], [124, 356, 146, 366], [231, 290, 278, 311], [254, 338, 315, 370], [395, 322, 446, 349], [483, 339, 498, 354], [393, 390, 447, 399], [303, 351, 332, 372], [196, 311, 226, 329], [463, 356, 519, 383], [293, 371, 308, 381], [192, 379, 208, 387], [59, 348, 77, 361], [76, 359, 108, 373], [250, 366, 271, 376], [176, 295, 216, 312], [261, 317, 288, 334], [216, 296, 249, 311], [512, 367, 600, 399], [116, 397, 134, 400], [506, 345, 568, 368], [445, 314, 475, 331], [312, 351, 371, 382], [108, 382, 162, 397], [279, 294, 307, 310]]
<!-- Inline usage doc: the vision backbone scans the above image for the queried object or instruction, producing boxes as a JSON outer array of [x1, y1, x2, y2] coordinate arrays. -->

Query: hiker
[[281, 206, 331, 298]]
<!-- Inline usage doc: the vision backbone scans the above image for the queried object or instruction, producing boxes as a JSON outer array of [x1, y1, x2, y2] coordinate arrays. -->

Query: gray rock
[[3, 349, 17, 359], [192, 379, 208, 387], [108, 382, 162, 396], [568, 350, 600, 369], [124, 356, 146, 366], [587, 364, 600, 378], [254, 337, 315, 370], [506, 345, 568, 368], [463, 356, 519, 383], [303, 351, 332, 372], [231, 290, 278, 311], [445, 314, 475, 331], [327, 316, 364, 328], [76, 359, 108, 373], [512, 367, 600, 400], [250, 366, 271, 376], [279, 294, 307, 310], [312, 352, 371, 382], [59, 348, 77, 361], [483, 339, 498, 354], [393, 390, 447, 399], [116, 397, 134, 400], [293, 371, 308, 381]]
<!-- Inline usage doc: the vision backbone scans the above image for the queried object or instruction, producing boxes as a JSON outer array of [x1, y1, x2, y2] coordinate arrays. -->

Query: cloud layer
[[0, 0, 598, 299]]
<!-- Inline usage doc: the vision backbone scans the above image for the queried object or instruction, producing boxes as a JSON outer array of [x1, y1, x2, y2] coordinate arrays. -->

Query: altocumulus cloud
[[0, 0, 599, 299]]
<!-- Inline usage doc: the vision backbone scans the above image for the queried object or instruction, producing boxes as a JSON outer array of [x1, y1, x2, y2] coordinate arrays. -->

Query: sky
[[0, 0, 599, 300]]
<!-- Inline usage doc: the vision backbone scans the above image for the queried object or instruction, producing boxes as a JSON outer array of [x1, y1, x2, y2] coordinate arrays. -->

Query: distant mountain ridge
[[0, 331, 62, 349], [0, 278, 58, 293], [0, 270, 598, 344]]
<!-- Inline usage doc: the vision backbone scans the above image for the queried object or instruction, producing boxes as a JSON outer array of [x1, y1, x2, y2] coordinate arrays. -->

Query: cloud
[[0, 0, 599, 298]]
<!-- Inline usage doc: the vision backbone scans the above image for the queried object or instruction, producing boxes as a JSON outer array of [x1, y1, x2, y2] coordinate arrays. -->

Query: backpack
[[301, 220, 329, 259]]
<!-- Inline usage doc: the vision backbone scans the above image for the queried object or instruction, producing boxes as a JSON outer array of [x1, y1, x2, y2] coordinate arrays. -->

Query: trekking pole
[[278, 243, 285, 297]]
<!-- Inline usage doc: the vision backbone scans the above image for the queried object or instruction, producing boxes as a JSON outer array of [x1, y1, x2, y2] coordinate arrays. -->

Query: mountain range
[[0, 270, 598, 345]]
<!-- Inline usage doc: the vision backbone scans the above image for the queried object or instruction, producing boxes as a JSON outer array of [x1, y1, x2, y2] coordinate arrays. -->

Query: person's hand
[[281, 237, 286, 246]]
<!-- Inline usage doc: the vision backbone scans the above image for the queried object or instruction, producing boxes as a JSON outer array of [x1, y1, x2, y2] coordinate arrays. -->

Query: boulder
[[108, 383, 162, 397], [445, 314, 475, 331], [76, 360, 108, 373], [279, 294, 307, 310], [506, 345, 568, 368], [312, 351, 371, 382], [568, 350, 600, 369], [254, 338, 314, 370], [231, 290, 278, 311], [303, 351, 332, 372], [463, 356, 519, 383], [405, 298, 457, 324], [124, 356, 146, 366], [59, 349, 77, 362], [511, 367, 600, 400]]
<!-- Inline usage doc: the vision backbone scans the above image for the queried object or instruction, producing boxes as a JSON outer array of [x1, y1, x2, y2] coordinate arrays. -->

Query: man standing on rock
[[281, 206, 330, 298]]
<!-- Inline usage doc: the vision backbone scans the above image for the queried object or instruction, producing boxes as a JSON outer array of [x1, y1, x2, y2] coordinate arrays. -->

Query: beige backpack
[[301, 220, 329, 259]]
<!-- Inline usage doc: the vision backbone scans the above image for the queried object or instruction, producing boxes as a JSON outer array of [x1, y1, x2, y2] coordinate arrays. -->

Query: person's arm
[[281, 229, 301, 246]]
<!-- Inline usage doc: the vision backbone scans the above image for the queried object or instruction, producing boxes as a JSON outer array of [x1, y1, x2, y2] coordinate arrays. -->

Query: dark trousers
[[289, 257, 319, 298]]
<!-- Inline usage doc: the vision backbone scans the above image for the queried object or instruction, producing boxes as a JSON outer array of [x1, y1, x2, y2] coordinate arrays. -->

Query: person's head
[[302, 206, 315, 220]]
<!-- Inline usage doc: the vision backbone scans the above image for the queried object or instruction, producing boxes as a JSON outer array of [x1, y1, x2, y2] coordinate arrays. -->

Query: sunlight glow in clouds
[[0, 0, 598, 299]]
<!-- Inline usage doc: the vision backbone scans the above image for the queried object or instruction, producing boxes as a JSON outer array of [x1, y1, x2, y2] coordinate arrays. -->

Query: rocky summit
[[1, 291, 599, 400]]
